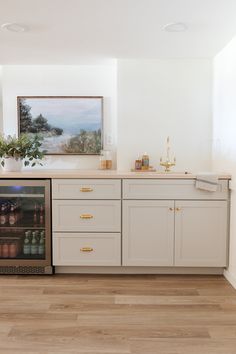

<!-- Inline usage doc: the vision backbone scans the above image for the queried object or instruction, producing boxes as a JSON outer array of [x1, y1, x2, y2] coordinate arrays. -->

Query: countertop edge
[[0, 170, 231, 180]]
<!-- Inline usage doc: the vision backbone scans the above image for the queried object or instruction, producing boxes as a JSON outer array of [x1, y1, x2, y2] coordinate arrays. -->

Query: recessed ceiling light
[[1, 23, 28, 33], [162, 22, 188, 32]]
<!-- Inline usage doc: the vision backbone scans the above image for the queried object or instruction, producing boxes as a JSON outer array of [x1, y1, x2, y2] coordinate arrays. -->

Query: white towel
[[195, 173, 219, 192]]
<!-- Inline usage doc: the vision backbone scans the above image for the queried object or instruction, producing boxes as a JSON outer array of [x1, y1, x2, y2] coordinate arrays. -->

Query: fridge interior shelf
[[0, 211, 45, 229]]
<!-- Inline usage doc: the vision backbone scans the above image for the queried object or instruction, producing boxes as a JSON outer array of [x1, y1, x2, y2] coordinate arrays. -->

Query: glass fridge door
[[0, 180, 51, 266]]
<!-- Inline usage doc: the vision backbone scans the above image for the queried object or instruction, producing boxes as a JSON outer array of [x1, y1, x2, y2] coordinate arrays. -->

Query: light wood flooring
[[0, 274, 236, 353]]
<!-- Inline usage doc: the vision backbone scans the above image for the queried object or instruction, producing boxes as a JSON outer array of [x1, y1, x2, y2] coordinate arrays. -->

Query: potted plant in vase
[[0, 134, 45, 172]]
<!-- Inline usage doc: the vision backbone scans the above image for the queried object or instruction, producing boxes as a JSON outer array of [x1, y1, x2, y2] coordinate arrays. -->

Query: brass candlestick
[[160, 137, 176, 172]]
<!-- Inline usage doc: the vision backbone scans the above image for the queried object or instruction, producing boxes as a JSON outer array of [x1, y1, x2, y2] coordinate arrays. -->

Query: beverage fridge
[[0, 179, 52, 274]]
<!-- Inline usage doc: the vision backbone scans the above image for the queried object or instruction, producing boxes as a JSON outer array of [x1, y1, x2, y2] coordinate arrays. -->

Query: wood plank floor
[[0, 274, 236, 354]]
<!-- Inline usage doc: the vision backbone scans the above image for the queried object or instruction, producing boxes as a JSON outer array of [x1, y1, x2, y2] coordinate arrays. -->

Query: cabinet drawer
[[53, 200, 121, 232], [52, 179, 121, 199], [53, 233, 121, 266], [123, 179, 229, 200]]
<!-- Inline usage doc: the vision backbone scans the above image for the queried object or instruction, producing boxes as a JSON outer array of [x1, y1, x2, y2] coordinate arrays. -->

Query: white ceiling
[[0, 0, 236, 64]]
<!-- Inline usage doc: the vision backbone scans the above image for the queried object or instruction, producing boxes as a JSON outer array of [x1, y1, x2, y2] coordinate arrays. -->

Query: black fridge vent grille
[[0, 266, 46, 274]]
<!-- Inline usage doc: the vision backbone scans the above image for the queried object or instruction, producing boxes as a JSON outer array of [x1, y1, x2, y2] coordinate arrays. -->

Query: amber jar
[[100, 150, 112, 170], [142, 153, 149, 170], [99, 152, 107, 170], [105, 150, 112, 169], [135, 157, 142, 170]]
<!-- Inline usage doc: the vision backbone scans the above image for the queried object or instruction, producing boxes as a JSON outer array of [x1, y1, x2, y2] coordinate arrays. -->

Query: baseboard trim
[[55, 266, 224, 275], [224, 269, 236, 289]]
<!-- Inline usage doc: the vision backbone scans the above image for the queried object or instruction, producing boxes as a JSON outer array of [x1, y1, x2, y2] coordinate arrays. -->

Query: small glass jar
[[99, 150, 112, 170], [105, 150, 112, 170], [99, 151, 107, 170]]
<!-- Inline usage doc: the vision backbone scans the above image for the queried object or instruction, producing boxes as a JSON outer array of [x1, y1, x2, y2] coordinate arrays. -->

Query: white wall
[[1, 64, 117, 169], [1, 60, 213, 172], [212, 36, 236, 287], [0, 67, 3, 134], [117, 59, 212, 172]]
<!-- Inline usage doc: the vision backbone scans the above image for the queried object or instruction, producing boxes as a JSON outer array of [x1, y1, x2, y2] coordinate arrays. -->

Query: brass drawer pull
[[80, 247, 94, 252], [176, 207, 181, 211], [80, 187, 93, 192], [80, 214, 94, 219], [169, 207, 174, 211]]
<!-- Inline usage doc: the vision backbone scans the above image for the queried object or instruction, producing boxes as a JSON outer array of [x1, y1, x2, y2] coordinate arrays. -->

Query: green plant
[[0, 134, 45, 167]]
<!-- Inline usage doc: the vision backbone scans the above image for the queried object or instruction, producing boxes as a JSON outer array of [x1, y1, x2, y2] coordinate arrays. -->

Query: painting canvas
[[17, 96, 103, 154]]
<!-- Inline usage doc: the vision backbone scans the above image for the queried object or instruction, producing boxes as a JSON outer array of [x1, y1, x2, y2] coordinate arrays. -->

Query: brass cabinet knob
[[80, 187, 93, 192], [80, 247, 94, 252], [169, 207, 181, 211], [80, 214, 94, 219]]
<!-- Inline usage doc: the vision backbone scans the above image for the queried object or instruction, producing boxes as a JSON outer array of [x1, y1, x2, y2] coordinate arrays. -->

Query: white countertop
[[0, 169, 231, 179]]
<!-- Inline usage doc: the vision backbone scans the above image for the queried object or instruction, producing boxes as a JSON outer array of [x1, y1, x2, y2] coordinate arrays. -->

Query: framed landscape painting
[[17, 96, 103, 155]]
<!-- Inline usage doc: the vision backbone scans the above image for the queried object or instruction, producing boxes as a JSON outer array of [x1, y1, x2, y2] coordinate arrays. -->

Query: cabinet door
[[175, 201, 228, 267], [123, 200, 174, 266]]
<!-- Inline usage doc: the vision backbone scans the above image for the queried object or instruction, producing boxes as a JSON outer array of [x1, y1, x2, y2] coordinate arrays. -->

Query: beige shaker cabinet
[[53, 233, 121, 266], [52, 179, 122, 266], [52, 179, 121, 199], [51, 178, 229, 270], [52, 200, 121, 232], [122, 200, 228, 267], [122, 179, 229, 268], [174, 200, 228, 267], [122, 200, 175, 266]]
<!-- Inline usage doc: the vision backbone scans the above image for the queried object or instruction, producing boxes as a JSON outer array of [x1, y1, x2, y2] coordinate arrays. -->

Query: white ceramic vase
[[2, 157, 23, 172]]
